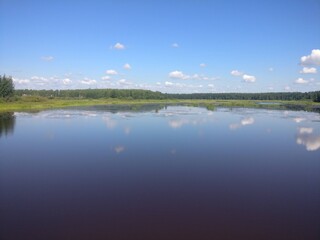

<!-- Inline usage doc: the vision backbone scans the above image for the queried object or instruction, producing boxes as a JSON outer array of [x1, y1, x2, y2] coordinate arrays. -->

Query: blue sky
[[0, 0, 319, 93]]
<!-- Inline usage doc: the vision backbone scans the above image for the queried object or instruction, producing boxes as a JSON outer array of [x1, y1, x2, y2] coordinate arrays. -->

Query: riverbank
[[1, 97, 320, 113]]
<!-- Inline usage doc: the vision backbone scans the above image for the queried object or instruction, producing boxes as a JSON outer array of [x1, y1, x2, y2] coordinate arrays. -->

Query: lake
[[1, 105, 320, 240]]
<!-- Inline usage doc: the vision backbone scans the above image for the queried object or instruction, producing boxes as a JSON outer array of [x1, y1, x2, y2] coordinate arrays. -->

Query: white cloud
[[231, 70, 243, 76], [242, 74, 256, 83], [31, 76, 47, 81], [172, 43, 179, 48], [41, 56, 54, 61], [284, 86, 291, 91], [300, 67, 317, 74], [106, 69, 118, 75], [295, 78, 309, 84], [101, 76, 111, 80], [156, 82, 161, 85], [118, 79, 131, 85], [168, 71, 216, 81], [165, 81, 173, 86], [200, 63, 206, 67], [81, 78, 97, 85], [113, 43, 125, 50], [63, 78, 72, 85], [13, 78, 30, 85], [269, 67, 274, 72], [123, 63, 131, 70], [208, 84, 214, 88], [169, 71, 189, 79], [300, 49, 320, 65]]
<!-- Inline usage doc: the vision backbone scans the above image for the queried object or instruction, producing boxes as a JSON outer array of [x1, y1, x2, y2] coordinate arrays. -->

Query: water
[[1, 106, 320, 240]]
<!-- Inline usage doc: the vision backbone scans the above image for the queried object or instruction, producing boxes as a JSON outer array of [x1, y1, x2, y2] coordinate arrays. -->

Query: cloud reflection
[[296, 127, 320, 151], [114, 145, 125, 153], [103, 116, 117, 129], [168, 119, 189, 129], [229, 117, 255, 130], [293, 117, 306, 123]]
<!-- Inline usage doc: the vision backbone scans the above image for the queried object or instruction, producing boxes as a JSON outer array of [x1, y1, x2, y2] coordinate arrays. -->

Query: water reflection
[[114, 145, 125, 153], [296, 127, 320, 151], [293, 117, 306, 123], [1, 106, 320, 240], [103, 116, 117, 129], [229, 117, 255, 130], [0, 112, 15, 138]]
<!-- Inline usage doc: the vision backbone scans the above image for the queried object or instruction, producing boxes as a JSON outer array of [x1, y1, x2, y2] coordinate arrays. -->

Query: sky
[[0, 0, 320, 93]]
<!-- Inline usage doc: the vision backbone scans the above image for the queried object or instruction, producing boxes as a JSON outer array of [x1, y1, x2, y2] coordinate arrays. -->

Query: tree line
[[0, 75, 14, 99], [14, 88, 320, 102], [1, 74, 319, 102]]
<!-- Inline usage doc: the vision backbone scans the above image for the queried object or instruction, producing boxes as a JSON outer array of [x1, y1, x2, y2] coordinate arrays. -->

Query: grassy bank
[[0, 97, 320, 112]]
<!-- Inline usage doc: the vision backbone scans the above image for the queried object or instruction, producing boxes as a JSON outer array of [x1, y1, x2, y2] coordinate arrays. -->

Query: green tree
[[0, 75, 14, 99]]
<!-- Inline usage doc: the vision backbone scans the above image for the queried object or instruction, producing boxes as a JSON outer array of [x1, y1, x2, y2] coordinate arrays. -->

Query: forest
[[14, 88, 320, 102]]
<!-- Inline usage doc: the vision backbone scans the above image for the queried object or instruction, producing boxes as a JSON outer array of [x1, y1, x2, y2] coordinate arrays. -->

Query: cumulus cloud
[[231, 70, 243, 76], [172, 43, 179, 48], [300, 67, 317, 74], [123, 63, 131, 70], [295, 78, 309, 84], [106, 69, 118, 75], [113, 42, 125, 50], [165, 81, 173, 87], [101, 76, 111, 80], [284, 86, 291, 91], [242, 74, 256, 83], [63, 78, 72, 85], [13, 78, 30, 85], [41, 56, 54, 61], [81, 78, 97, 85], [168, 71, 216, 81], [169, 71, 188, 79], [300, 49, 320, 65], [118, 79, 132, 85]]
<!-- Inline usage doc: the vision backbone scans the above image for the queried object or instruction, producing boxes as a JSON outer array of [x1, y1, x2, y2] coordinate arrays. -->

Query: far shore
[[1, 98, 320, 113]]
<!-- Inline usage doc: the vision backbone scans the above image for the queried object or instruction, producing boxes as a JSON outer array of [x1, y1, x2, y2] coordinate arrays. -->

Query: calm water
[[1, 106, 320, 240]]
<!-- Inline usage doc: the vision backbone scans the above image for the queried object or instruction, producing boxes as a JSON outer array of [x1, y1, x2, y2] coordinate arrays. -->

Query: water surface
[[1, 106, 319, 240]]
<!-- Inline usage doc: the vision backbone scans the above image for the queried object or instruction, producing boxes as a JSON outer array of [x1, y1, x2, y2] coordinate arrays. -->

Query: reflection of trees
[[72, 104, 166, 113], [0, 112, 15, 138]]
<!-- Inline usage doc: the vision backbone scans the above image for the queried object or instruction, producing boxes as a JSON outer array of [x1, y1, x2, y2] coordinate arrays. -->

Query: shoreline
[[1, 98, 320, 113]]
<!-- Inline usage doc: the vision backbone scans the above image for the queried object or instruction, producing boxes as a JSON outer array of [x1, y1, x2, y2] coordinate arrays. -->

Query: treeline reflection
[[0, 112, 15, 138]]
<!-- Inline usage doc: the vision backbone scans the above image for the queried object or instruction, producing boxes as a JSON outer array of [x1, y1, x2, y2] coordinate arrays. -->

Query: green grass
[[0, 97, 319, 112]]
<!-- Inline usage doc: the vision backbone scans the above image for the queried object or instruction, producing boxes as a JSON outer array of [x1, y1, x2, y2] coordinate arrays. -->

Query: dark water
[[1, 106, 320, 240]]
